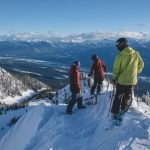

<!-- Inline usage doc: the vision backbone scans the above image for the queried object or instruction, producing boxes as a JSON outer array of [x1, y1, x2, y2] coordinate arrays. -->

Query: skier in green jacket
[[111, 38, 144, 122]]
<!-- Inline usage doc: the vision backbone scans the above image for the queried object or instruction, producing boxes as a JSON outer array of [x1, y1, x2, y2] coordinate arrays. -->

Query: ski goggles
[[116, 41, 127, 47]]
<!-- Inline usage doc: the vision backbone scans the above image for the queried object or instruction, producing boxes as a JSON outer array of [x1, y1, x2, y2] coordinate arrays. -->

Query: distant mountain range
[[0, 31, 150, 42], [0, 36, 149, 97], [0, 38, 149, 76]]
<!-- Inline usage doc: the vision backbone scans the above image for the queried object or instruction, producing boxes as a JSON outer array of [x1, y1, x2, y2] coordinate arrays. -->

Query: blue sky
[[0, 0, 150, 34]]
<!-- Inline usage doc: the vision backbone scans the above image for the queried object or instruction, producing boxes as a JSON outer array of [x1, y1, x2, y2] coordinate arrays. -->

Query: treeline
[[0, 101, 28, 115], [35, 88, 55, 100], [8, 116, 21, 127], [0, 101, 29, 130]]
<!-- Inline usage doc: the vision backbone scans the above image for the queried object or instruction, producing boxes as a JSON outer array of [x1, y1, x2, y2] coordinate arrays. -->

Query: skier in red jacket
[[89, 54, 107, 95], [66, 61, 85, 115]]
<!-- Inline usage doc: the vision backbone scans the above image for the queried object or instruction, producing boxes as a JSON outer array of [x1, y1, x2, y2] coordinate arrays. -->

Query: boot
[[111, 113, 119, 120], [78, 105, 86, 109], [77, 97, 86, 109], [66, 109, 73, 115], [66, 105, 73, 115]]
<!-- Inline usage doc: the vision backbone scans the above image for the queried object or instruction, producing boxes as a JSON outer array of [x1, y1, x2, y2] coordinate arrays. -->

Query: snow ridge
[[0, 81, 150, 150]]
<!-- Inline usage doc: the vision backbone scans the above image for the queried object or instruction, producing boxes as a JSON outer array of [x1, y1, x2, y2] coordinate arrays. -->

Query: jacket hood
[[121, 47, 136, 56]]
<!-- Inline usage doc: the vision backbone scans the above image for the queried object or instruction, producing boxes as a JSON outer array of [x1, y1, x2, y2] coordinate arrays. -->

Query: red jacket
[[69, 65, 81, 93], [90, 58, 107, 80]]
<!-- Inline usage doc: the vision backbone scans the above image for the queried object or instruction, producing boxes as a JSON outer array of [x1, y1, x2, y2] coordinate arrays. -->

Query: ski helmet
[[116, 38, 128, 47], [74, 61, 80, 67], [91, 54, 98, 60]]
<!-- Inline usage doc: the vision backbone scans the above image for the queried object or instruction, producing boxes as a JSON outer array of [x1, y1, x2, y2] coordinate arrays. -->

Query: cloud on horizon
[[0, 31, 150, 42]]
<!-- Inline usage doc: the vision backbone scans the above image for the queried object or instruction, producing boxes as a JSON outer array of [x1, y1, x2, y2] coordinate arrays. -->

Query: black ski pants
[[111, 84, 133, 114], [91, 77, 104, 95], [67, 92, 83, 112]]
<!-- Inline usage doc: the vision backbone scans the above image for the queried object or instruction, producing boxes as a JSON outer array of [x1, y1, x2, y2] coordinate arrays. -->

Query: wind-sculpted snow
[[0, 81, 150, 150]]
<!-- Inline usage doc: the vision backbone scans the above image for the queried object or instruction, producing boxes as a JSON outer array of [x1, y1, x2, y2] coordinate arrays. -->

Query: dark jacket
[[69, 65, 81, 93], [90, 58, 107, 80]]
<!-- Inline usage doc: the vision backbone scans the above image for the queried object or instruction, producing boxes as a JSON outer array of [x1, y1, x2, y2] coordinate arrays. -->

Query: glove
[[88, 74, 91, 77]]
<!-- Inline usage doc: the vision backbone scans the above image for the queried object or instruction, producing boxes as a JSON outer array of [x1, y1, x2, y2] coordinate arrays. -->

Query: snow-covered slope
[[0, 107, 28, 140], [0, 67, 27, 100], [0, 80, 150, 150], [0, 67, 47, 104]]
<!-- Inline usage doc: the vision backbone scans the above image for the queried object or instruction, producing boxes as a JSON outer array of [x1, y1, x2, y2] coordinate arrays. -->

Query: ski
[[84, 93, 100, 105], [84, 96, 95, 105]]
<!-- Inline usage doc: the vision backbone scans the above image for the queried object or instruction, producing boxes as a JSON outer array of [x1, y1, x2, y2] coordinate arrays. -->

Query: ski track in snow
[[0, 80, 150, 150]]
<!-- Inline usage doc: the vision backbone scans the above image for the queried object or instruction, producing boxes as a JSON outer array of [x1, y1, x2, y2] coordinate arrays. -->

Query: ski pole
[[106, 73, 110, 91], [108, 85, 115, 117], [136, 78, 139, 109]]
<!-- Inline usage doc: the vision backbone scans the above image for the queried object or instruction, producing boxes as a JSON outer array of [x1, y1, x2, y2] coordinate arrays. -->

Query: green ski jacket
[[113, 47, 144, 85]]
